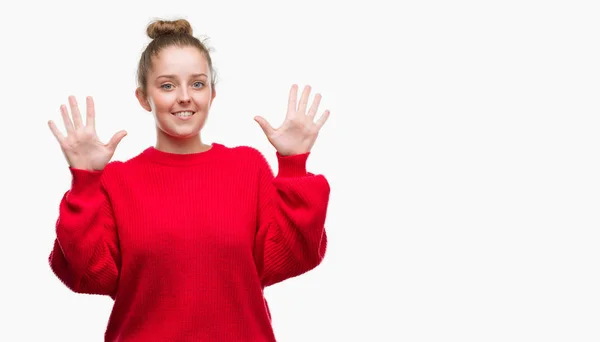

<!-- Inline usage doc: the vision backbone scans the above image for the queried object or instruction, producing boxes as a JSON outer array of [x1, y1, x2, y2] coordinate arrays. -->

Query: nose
[[177, 88, 191, 103]]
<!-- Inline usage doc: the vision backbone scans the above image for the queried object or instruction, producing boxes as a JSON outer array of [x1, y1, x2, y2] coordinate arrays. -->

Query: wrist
[[67, 156, 108, 172], [68, 167, 104, 197], [276, 152, 309, 177]]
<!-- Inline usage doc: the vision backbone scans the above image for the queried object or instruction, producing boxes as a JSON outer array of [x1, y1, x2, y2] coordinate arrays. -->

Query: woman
[[47, 18, 331, 342]]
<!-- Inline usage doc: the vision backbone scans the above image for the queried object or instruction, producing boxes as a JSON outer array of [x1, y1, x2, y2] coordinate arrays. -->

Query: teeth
[[174, 111, 194, 117]]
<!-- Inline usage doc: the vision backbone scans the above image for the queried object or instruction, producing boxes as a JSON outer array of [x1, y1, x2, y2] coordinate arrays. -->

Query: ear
[[135, 87, 152, 112], [210, 87, 217, 103]]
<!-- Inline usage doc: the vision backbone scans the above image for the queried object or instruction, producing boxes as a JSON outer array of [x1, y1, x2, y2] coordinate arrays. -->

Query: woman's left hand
[[255, 84, 330, 156]]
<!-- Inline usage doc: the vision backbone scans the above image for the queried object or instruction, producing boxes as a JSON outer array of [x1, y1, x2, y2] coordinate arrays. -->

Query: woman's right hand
[[48, 96, 127, 171]]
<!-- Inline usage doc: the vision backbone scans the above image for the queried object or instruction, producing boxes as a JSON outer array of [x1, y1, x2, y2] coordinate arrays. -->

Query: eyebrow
[[156, 73, 208, 79]]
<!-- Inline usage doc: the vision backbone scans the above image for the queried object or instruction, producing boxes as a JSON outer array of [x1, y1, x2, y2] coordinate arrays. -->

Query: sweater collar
[[141, 143, 225, 166]]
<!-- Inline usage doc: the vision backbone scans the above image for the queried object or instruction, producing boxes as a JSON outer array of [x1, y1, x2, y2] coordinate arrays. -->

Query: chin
[[168, 129, 201, 139], [155, 124, 199, 139]]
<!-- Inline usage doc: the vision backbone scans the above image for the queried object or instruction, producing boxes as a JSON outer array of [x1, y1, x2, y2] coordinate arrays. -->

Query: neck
[[155, 130, 212, 154]]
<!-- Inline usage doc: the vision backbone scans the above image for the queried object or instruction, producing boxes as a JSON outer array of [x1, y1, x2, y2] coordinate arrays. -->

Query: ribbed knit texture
[[48, 143, 330, 342]]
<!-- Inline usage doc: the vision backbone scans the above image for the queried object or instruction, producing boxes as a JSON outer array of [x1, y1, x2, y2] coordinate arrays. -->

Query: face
[[136, 45, 216, 142]]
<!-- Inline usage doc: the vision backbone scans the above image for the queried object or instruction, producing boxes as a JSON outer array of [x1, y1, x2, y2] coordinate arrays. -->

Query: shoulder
[[220, 143, 262, 156], [103, 147, 158, 173], [217, 143, 271, 166], [102, 155, 137, 177], [98, 149, 146, 187], [98, 160, 125, 188]]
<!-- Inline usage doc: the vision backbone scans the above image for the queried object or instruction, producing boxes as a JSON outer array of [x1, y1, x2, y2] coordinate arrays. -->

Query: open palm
[[255, 84, 330, 156], [48, 96, 127, 171]]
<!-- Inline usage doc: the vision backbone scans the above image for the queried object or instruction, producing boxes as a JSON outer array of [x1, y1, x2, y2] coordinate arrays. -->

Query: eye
[[192, 81, 205, 88], [161, 83, 174, 90]]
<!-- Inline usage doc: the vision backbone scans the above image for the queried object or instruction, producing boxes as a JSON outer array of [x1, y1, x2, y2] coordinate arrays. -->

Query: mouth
[[172, 111, 196, 119]]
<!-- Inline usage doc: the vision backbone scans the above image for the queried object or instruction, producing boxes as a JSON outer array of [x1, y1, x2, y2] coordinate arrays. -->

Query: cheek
[[150, 93, 175, 112], [193, 91, 214, 107]]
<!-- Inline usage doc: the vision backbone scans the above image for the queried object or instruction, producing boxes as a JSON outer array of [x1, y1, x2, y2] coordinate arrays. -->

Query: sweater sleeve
[[253, 150, 330, 287], [48, 165, 120, 297]]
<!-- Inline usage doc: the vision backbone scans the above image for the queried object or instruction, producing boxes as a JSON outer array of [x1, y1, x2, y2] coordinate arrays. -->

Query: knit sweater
[[48, 143, 330, 342]]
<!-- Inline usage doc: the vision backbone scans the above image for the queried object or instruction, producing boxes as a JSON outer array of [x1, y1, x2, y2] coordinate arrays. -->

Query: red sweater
[[48, 143, 329, 342]]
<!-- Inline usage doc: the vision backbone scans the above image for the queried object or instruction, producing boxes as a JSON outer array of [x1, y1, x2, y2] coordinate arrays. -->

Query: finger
[[297, 85, 312, 116], [254, 116, 275, 137], [69, 96, 84, 129], [307, 93, 322, 119], [106, 130, 127, 151], [60, 105, 75, 135], [48, 120, 66, 144], [86, 96, 96, 129], [315, 110, 330, 129], [286, 84, 298, 118]]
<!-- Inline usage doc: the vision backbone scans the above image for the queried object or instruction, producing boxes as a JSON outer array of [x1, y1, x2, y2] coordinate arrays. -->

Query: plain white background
[[0, 0, 599, 341]]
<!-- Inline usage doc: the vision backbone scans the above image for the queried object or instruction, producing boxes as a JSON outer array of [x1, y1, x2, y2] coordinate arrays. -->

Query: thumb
[[107, 130, 127, 151], [254, 116, 274, 137]]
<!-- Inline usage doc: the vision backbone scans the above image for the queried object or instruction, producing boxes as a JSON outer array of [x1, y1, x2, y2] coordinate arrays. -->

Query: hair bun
[[147, 19, 193, 39]]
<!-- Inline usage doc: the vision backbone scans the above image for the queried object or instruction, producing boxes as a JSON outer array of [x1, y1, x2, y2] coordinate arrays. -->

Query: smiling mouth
[[172, 111, 195, 118]]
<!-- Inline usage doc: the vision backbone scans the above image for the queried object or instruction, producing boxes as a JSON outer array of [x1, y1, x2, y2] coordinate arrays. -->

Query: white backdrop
[[1, 0, 599, 341]]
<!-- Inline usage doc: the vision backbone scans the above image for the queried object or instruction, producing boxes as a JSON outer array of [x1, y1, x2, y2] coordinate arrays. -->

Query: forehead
[[151, 45, 209, 75]]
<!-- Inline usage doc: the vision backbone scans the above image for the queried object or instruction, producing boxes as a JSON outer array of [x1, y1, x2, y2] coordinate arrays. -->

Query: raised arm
[[253, 151, 330, 287], [47, 95, 127, 296], [252, 84, 331, 287]]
